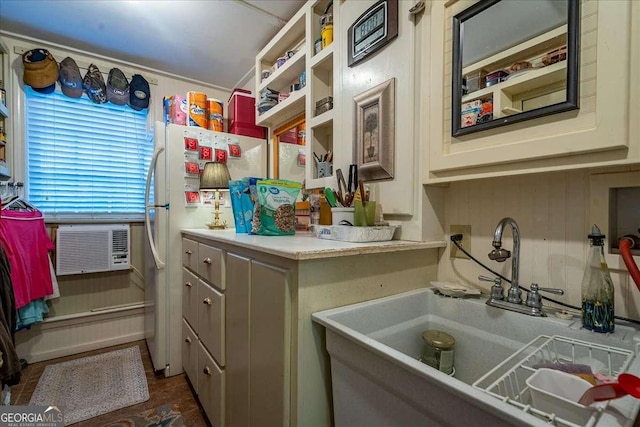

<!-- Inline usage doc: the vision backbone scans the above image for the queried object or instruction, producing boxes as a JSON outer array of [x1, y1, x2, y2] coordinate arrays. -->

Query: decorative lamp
[[200, 162, 231, 229]]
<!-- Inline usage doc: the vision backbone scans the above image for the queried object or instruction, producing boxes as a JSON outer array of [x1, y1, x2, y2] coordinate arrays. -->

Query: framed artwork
[[353, 77, 395, 181]]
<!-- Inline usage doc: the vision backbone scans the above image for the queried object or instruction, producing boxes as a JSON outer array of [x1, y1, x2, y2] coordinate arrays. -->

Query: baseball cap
[[106, 68, 129, 105], [58, 57, 83, 98], [22, 48, 59, 94], [82, 63, 107, 104], [129, 74, 150, 111]]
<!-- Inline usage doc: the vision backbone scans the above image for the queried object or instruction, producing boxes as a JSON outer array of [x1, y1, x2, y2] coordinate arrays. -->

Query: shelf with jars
[[256, 0, 337, 189]]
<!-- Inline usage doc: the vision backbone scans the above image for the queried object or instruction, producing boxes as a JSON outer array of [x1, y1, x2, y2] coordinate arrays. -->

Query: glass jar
[[420, 330, 455, 375]]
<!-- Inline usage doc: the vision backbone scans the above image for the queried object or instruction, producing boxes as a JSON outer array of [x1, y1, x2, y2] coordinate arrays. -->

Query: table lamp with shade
[[200, 161, 231, 229]]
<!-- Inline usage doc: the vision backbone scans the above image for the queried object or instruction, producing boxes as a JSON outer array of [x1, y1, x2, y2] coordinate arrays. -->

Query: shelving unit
[[255, 0, 336, 188], [460, 24, 569, 124]]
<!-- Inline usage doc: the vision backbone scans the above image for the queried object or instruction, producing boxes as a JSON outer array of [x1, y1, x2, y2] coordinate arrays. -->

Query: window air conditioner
[[56, 224, 130, 275]]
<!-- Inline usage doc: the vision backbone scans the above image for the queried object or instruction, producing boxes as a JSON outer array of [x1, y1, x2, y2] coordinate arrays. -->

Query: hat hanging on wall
[[106, 68, 129, 105], [22, 48, 59, 94], [83, 63, 107, 104], [58, 57, 83, 98], [129, 74, 150, 111]]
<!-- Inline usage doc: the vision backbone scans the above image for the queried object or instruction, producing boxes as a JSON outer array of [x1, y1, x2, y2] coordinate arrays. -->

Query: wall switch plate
[[450, 225, 471, 259]]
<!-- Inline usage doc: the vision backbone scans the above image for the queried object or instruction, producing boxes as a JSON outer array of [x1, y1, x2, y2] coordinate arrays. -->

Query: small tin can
[[314, 38, 323, 55], [420, 330, 455, 375]]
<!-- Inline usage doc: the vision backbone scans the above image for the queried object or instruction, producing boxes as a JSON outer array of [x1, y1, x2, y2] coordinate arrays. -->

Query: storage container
[[229, 122, 265, 139], [228, 89, 256, 126]]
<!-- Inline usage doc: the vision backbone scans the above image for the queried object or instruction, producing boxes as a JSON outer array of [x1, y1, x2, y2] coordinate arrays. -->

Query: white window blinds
[[25, 86, 152, 219]]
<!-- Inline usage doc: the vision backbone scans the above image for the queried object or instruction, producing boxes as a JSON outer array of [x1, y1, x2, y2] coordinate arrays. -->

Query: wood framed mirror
[[272, 115, 306, 182], [451, 0, 580, 137]]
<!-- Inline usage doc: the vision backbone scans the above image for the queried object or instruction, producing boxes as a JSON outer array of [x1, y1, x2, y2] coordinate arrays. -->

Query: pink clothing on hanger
[[0, 210, 54, 309]]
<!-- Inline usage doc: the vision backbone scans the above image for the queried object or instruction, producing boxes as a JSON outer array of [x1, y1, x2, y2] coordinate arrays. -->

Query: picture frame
[[353, 77, 395, 181]]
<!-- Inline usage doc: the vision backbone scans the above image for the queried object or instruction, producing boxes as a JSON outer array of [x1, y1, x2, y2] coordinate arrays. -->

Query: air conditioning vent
[[56, 224, 130, 275]]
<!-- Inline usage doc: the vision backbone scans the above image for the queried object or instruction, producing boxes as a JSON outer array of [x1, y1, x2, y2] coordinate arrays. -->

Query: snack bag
[[229, 179, 250, 233], [254, 179, 302, 236]]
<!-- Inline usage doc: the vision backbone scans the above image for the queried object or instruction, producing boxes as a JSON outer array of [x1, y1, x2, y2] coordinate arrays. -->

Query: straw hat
[[23, 49, 59, 93]]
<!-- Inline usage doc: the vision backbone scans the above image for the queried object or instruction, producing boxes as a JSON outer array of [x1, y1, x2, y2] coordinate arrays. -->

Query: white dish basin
[[312, 288, 640, 427]]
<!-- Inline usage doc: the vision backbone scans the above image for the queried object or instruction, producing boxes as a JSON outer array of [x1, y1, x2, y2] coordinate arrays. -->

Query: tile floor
[[10, 340, 209, 426]]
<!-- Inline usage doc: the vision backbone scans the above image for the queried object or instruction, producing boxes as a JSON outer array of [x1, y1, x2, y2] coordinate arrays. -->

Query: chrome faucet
[[488, 217, 522, 304], [481, 217, 564, 317]]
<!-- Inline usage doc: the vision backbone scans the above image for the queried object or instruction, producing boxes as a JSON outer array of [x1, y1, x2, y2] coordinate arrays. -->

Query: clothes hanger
[[2, 196, 39, 212]]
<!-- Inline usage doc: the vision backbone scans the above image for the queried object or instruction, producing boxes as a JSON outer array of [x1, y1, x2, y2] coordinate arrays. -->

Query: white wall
[[438, 166, 640, 321]]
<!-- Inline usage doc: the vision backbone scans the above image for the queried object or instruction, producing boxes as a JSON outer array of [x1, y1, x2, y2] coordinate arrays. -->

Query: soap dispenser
[[581, 224, 615, 333]]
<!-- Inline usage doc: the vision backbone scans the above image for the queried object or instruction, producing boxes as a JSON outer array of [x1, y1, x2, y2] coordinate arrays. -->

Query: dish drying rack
[[472, 335, 636, 427]]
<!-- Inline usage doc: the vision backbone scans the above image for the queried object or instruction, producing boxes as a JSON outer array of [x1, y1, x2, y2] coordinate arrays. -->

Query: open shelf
[[256, 87, 307, 128], [462, 61, 567, 103], [256, 9, 306, 65], [258, 49, 306, 93], [310, 43, 333, 72], [310, 109, 333, 129]]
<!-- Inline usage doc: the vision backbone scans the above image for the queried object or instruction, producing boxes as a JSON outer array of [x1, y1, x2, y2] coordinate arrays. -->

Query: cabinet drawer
[[198, 341, 225, 427], [182, 268, 198, 330], [198, 279, 226, 367], [182, 319, 198, 391], [182, 238, 199, 272], [197, 243, 224, 290]]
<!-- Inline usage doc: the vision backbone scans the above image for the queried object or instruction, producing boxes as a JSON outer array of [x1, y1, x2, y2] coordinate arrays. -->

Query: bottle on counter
[[581, 224, 615, 333]]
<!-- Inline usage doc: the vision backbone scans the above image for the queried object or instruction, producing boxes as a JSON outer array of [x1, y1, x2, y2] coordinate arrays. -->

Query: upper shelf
[[256, 88, 307, 128], [258, 49, 306, 93], [462, 25, 568, 76], [310, 43, 333, 72], [256, 8, 306, 64], [462, 60, 567, 103]]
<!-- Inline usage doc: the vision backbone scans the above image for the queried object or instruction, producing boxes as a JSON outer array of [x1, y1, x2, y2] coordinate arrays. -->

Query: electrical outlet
[[450, 225, 471, 260]]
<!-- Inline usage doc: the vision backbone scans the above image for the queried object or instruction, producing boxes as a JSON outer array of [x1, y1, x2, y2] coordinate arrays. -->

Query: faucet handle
[[478, 275, 504, 300], [478, 275, 501, 285], [526, 283, 565, 309]]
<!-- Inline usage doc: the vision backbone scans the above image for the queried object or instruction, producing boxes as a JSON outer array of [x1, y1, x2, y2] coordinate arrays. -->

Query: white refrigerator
[[144, 122, 267, 376]]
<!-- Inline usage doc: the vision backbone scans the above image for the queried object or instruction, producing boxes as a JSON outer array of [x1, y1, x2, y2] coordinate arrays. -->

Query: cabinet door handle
[[203, 298, 212, 305], [203, 365, 212, 376], [185, 337, 192, 344], [185, 249, 193, 255], [185, 281, 193, 288], [203, 257, 212, 264]]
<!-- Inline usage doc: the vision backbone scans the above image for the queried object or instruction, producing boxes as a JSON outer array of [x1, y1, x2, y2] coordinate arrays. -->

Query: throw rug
[[29, 346, 149, 425], [104, 404, 185, 427]]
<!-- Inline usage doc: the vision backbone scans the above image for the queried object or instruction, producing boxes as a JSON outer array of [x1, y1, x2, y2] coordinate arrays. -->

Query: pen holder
[[354, 201, 376, 226], [317, 161, 332, 178]]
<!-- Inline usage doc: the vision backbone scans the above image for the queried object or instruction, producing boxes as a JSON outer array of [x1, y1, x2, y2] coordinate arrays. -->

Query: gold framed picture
[[353, 78, 395, 181]]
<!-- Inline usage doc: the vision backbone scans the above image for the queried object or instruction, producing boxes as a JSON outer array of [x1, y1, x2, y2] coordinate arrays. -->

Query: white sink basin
[[312, 288, 640, 427]]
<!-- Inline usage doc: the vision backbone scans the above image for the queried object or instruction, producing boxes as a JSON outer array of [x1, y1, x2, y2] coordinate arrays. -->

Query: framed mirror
[[272, 115, 306, 184], [452, 0, 580, 136]]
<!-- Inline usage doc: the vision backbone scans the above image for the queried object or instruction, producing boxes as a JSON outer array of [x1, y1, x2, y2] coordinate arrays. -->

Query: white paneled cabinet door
[[181, 319, 198, 392], [225, 253, 251, 427], [249, 261, 291, 427], [426, 0, 640, 183], [198, 341, 225, 427]]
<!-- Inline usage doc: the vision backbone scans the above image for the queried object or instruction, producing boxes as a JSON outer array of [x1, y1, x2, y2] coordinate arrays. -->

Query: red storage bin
[[229, 89, 256, 126], [230, 122, 265, 139]]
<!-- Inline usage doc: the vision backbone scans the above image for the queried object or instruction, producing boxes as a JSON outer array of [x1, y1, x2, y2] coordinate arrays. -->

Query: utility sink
[[312, 288, 640, 427]]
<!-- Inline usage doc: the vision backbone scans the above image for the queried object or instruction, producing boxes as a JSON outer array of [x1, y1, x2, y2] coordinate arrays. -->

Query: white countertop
[[181, 228, 446, 260]]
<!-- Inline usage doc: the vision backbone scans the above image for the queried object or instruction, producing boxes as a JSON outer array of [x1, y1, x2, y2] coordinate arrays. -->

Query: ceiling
[[0, 0, 306, 89]]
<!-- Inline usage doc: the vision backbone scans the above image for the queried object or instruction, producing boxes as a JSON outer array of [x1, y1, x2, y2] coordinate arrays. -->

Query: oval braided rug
[[29, 346, 150, 425]]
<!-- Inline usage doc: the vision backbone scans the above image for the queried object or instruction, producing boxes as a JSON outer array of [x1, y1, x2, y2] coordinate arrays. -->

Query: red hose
[[620, 239, 640, 291]]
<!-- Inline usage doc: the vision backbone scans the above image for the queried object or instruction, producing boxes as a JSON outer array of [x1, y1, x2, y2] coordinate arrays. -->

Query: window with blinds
[[25, 86, 152, 219]]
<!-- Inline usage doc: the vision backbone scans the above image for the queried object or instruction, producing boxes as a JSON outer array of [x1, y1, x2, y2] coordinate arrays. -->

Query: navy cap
[[129, 74, 150, 111]]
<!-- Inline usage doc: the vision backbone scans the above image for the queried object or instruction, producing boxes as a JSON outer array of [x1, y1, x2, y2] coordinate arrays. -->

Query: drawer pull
[[185, 281, 193, 288], [203, 257, 213, 264], [203, 298, 212, 305], [185, 337, 192, 344], [185, 249, 193, 255], [203, 365, 213, 376]]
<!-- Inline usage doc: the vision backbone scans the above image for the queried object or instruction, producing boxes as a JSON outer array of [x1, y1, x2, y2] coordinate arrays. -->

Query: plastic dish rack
[[472, 335, 635, 427]]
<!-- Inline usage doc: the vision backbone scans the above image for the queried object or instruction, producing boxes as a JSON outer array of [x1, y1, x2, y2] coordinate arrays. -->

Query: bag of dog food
[[254, 179, 302, 236]]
